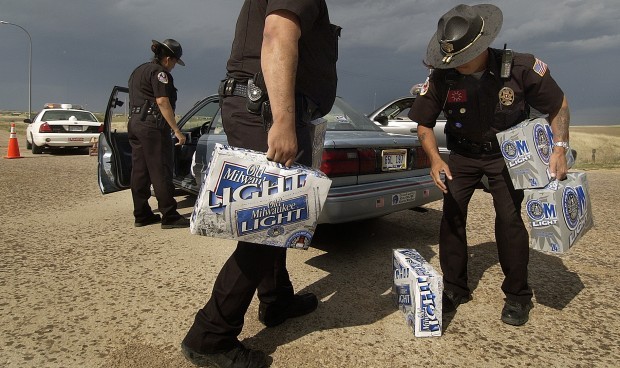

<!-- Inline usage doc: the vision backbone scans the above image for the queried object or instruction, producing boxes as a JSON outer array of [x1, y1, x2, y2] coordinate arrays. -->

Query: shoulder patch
[[533, 58, 548, 77], [157, 72, 169, 84]]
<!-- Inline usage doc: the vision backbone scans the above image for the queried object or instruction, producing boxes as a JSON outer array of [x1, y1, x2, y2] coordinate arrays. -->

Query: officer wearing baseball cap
[[127, 38, 189, 229], [409, 4, 570, 326]]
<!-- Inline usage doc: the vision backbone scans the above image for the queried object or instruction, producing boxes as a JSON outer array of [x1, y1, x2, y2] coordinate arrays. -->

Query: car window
[[182, 100, 220, 133], [325, 98, 383, 132], [210, 109, 225, 135], [42, 110, 98, 122]]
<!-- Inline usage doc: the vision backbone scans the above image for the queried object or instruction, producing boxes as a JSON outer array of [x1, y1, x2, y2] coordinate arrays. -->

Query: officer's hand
[[174, 130, 186, 146], [549, 148, 568, 180], [266, 123, 297, 167], [430, 159, 452, 194]]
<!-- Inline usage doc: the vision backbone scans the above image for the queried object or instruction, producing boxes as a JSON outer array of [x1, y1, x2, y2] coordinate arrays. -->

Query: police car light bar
[[43, 103, 84, 110]]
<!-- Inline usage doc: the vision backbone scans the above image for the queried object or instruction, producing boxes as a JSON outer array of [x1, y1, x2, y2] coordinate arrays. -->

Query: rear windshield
[[42, 110, 98, 122], [324, 98, 383, 132]]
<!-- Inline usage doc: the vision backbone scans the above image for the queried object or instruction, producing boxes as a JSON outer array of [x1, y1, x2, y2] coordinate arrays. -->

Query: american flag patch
[[447, 89, 467, 103], [533, 58, 548, 77]]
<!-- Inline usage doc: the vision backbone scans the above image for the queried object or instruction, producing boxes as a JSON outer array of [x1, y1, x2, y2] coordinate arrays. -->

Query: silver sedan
[[99, 87, 442, 224]]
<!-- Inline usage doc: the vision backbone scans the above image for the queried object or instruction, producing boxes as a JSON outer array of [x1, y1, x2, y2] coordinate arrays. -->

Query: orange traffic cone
[[4, 123, 24, 159]]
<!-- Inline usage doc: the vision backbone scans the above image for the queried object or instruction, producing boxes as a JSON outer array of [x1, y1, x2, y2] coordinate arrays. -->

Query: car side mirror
[[374, 115, 388, 125], [23, 118, 32, 124]]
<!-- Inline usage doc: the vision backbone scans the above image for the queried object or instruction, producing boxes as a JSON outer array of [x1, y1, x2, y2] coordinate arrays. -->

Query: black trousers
[[440, 152, 532, 304], [183, 95, 313, 353], [127, 117, 181, 223]]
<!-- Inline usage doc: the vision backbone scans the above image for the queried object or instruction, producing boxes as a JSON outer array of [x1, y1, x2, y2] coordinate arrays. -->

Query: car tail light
[[39, 122, 53, 133], [320, 149, 359, 177], [98, 124, 104, 133], [321, 147, 427, 177], [412, 146, 431, 169]]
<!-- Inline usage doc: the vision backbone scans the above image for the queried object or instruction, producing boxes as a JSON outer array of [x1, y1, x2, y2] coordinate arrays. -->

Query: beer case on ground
[[524, 172, 594, 253], [190, 144, 332, 249], [496, 118, 574, 189], [392, 249, 443, 337]]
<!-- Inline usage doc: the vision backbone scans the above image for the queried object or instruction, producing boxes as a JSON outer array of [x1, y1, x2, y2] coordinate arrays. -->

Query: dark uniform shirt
[[129, 61, 178, 111], [409, 48, 564, 146], [226, 0, 339, 115]]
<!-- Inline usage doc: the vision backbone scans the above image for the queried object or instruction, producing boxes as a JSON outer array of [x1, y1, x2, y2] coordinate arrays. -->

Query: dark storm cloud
[[1, 0, 619, 124]]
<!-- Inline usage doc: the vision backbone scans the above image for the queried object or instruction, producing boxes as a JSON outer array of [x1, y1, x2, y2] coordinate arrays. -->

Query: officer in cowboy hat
[[126, 38, 189, 229], [409, 4, 570, 326]]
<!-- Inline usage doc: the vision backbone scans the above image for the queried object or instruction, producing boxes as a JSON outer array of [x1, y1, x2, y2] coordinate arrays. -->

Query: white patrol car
[[25, 103, 102, 154]]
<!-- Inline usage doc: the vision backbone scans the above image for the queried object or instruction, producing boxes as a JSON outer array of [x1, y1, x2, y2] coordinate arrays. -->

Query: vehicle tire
[[26, 139, 32, 149], [31, 135, 44, 154]]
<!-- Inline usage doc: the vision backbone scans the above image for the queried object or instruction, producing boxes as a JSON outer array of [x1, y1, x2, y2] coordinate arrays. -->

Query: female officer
[[127, 38, 189, 229]]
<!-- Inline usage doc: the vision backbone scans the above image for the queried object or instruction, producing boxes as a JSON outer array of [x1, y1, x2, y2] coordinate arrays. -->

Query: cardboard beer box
[[190, 144, 332, 249], [392, 249, 443, 337], [525, 172, 594, 253], [496, 118, 574, 189]]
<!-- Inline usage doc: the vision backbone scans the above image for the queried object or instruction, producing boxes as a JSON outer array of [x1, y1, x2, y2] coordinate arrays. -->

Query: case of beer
[[392, 249, 442, 337], [524, 172, 593, 253], [496, 118, 574, 189], [190, 144, 332, 249]]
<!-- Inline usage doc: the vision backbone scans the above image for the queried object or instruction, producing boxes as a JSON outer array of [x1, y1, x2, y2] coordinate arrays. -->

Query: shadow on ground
[[243, 207, 584, 353]]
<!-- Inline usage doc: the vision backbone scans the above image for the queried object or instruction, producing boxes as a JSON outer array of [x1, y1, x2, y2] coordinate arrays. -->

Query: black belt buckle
[[481, 141, 493, 152]]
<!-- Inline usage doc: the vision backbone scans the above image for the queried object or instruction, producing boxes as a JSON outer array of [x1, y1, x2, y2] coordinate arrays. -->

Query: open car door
[[98, 86, 131, 194]]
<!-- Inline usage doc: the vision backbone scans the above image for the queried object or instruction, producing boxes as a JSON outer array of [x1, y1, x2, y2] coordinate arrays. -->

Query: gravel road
[[1, 135, 619, 368]]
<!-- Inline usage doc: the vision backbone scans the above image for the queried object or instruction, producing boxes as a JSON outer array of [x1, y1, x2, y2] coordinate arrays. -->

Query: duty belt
[[131, 106, 157, 115], [451, 137, 501, 155], [218, 79, 248, 98]]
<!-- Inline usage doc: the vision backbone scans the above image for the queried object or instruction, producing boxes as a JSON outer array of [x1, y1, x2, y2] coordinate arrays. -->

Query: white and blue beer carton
[[524, 172, 593, 253], [190, 144, 331, 249], [393, 249, 442, 337], [496, 118, 574, 189]]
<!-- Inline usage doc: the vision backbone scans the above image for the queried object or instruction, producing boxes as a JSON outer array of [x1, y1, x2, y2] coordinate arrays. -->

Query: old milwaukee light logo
[[501, 138, 531, 167], [235, 196, 309, 236], [563, 185, 587, 231], [526, 199, 557, 227], [205, 161, 307, 210], [533, 123, 552, 165]]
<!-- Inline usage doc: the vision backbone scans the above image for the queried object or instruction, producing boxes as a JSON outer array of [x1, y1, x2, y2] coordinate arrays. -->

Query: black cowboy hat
[[425, 4, 502, 69], [152, 38, 185, 66]]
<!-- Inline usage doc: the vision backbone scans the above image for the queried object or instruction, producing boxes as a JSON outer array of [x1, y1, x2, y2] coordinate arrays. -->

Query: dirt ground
[[1, 134, 619, 368]]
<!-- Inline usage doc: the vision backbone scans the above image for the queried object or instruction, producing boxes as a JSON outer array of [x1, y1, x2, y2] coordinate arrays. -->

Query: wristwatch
[[553, 141, 570, 149]]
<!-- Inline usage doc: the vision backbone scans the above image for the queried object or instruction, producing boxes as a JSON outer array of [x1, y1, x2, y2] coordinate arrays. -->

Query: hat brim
[[152, 40, 185, 66], [425, 4, 503, 69]]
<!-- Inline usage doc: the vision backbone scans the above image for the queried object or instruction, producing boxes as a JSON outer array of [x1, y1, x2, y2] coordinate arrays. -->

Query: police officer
[[181, 1, 340, 367], [127, 39, 190, 229], [410, 4, 570, 326]]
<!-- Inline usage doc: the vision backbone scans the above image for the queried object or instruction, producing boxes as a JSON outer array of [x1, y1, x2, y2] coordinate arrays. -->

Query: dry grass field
[[569, 126, 620, 168]]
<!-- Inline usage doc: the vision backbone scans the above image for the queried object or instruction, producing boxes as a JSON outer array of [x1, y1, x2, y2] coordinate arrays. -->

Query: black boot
[[181, 342, 267, 368], [442, 290, 471, 313], [258, 293, 318, 327], [501, 300, 533, 326]]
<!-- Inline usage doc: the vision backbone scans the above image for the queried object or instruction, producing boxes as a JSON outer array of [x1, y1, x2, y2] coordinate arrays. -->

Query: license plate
[[68, 137, 84, 141], [69, 125, 82, 132], [381, 149, 407, 171]]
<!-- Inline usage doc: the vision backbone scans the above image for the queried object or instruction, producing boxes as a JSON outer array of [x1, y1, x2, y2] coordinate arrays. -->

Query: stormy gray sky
[[1, 0, 619, 125]]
